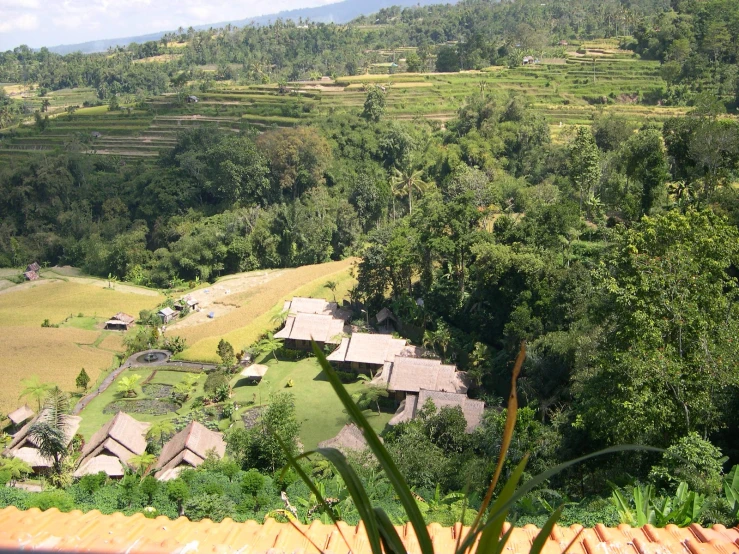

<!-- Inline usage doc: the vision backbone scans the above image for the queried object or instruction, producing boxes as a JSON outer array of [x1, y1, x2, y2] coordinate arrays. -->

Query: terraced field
[[0, 40, 691, 165]]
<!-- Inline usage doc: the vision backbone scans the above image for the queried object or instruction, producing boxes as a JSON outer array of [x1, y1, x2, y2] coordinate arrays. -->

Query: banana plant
[[611, 482, 704, 528], [723, 465, 739, 521]]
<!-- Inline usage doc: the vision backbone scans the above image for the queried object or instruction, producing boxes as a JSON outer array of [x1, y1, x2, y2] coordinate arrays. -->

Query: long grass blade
[[529, 506, 564, 554], [311, 340, 435, 554], [275, 435, 354, 553], [374, 507, 409, 554]]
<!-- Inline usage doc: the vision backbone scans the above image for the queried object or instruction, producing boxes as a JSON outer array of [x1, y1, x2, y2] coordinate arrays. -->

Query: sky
[[0, 0, 339, 51]]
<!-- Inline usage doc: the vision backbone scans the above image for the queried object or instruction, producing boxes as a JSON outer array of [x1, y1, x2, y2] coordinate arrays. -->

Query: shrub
[[649, 433, 725, 495], [183, 493, 236, 522], [26, 490, 75, 512], [241, 469, 264, 496]]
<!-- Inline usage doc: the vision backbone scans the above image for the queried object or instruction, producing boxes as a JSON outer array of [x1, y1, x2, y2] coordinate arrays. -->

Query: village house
[[25, 262, 40, 273], [174, 297, 199, 312], [5, 404, 35, 434], [23, 270, 39, 281], [274, 297, 350, 350], [327, 332, 414, 375], [375, 307, 400, 333], [382, 356, 469, 401], [186, 95, 199, 103], [389, 389, 485, 432], [523, 55, 536, 65], [158, 307, 176, 324], [74, 412, 150, 478], [155, 420, 226, 481], [3, 411, 82, 473], [104, 312, 135, 331]]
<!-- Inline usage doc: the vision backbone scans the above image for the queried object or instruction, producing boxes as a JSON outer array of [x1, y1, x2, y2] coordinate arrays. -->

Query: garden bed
[[142, 383, 174, 398], [103, 398, 178, 416]]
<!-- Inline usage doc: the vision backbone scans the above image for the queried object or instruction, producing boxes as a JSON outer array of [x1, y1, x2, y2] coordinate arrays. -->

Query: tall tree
[[569, 127, 601, 214]]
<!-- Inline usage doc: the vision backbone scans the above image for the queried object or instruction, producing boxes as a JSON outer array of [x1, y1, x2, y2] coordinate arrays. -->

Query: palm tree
[[0, 457, 32, 485], [117, 374, 142, 398], [146, 420, 175, 448], [256, 333, 283, 363], [173, 373, 202, 401], [352, 382, 389, 415], [423, 325, 452, 360], [19, 376, 52, 411], [128, 453, 157, 477], [324, 280, 338, 302], [390, 165, 428, 215], [270, 309, 289, 327], [27, 387, 72, 476]]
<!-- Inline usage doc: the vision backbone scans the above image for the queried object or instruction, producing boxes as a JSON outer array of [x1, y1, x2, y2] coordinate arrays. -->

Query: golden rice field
[[175, 258, 357, 363], [0, 277, 164, 415]]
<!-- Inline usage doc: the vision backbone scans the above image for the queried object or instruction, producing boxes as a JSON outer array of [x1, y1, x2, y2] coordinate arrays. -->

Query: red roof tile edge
[[0, 506, 738, 554]]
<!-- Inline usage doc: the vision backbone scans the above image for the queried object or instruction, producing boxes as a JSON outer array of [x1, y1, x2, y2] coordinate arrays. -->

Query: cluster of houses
[[277, 297, 486, 441], [23, 262, 40, 281], [2, 407, 225, 481], [102, 297, 200, 331]]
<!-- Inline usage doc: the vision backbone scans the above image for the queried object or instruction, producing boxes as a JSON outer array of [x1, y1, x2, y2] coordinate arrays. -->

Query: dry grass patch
[[97, 333, 126, 352], [0, 280, 163, 327], [176, 259, 357, 362], [0, 327, 117, 414]]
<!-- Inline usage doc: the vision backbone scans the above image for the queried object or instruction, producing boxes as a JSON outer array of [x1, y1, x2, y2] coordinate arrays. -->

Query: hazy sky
[[0, 0, 339, 51]]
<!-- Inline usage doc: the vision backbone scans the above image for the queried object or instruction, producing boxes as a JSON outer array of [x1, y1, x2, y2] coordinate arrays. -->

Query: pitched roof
[[283, 296, 337, 315], [111, 312, 135, 325], [240, 364, 269, 379], [274, 313, 345, 344], [74, 412, 150, 477], [386, 357, 468, 394], [24, 271, 39, 281], [155, 421, 225, 480], [7, 404, 35, 426], [4, 412, 81, 468], [318, 423, 373, 452], [1, 505, 738, 554], [376, 307, 398, 325], [327, 333, 407, 366], [26, 262, 41, 272], [418, 390, 485, 432], [158, 307, 175, 317]]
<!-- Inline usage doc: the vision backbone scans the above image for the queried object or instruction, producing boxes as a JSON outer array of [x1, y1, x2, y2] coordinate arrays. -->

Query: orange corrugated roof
[[0, 506, 738, 554]]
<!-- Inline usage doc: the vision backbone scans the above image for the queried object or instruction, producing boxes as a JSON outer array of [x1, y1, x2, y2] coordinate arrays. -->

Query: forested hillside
[[1, 0, 739, 529]]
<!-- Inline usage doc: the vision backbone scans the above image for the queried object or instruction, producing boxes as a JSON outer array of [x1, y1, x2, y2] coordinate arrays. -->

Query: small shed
[[376, 307, 399, 333], [105, 312, 135, 331], [24, 271, 39, 281], [186, 95, 199, 103], [522, 56, 536, 65], [7, 404, 35, 430], [558, 40, 569, 46], [158, 307, 176, 324], [240, 364, 269, 383], [26, 262, 41, 273], [91, 131, 102, 139]]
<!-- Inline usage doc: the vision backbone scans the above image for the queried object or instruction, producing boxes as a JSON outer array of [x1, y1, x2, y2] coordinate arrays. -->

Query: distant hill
[[47, 0, 455, 55]]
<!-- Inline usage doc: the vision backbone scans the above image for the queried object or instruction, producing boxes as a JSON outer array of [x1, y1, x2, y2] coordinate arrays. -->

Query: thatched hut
[[74, 412, 150, 478], [155, 421, 226, 481], [4, 411, 81, 472]]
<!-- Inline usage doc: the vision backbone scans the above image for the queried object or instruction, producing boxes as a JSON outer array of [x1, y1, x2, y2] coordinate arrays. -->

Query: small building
[[274, 312, 346, 350], [158, 307, 176, 324], [375, 307, 400, 333], [240, 363, 269, 383], [104, 312, 135, 331], [282, 296, 344, 317], [74, 412, 150, 478], [186, 95, 199, 103], [155, 421, 226, 481], [327, 332, 408, 375], [23, 271, 39, 281], [558, 40, 569, 46], [320, 76, 332, 82], [522, 56, 536, 65], [317, 423, 378, 453], [389, 390, 485, 432], [6, 404, 35, 433], [25, 262, 41, 273], [384, 356, 469, 402], [91, 131, 102, 139], [4, 411, 82, 473]]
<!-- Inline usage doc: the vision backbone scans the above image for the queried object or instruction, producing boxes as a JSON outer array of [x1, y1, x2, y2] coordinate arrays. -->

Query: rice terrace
[[1, 0, 739, 547]]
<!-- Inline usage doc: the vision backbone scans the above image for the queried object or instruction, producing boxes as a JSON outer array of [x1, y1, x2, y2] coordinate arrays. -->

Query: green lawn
[[77, 356, 394, 450], [230, 356, 393, 451], [62, 316, 103, 330]]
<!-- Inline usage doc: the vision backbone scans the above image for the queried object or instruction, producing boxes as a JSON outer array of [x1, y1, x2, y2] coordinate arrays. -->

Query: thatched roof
[[75, 454, 127, 478], [240, 364, 269, 379], [112, 312, 135, 325], [318, 423, 378, 452], [74, 412, 150, 477], [155, 421, 225, 481], [376, 308, 398, 325], [282, 297, 336, 316], [26, 262, 41, 273], [5, 411, 81, 468], [386, 357, 468, 394], [274, 313, 345, 344], [105, 320, 129, 330], [159, 307, 175, 317], [389, 391, 485, 432], [327, 333, 407, 366], [7, 404, 34, 426], [24, 271, 39, 281]]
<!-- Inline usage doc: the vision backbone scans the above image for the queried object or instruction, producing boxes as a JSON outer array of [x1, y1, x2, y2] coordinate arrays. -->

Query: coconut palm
[[256, 333, 283, 363], [27, 386, 72, 476], [128, 453, 157, 477], [390, 165, 428, 215], [117, 374, 142, 398], [19, 376, 52, 411], [0, 457, 32, 485], [146, 420, 175, 447], [352, 382, 389, 414], [324, 280, 338, 302], [270, 309, 289, 327]]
